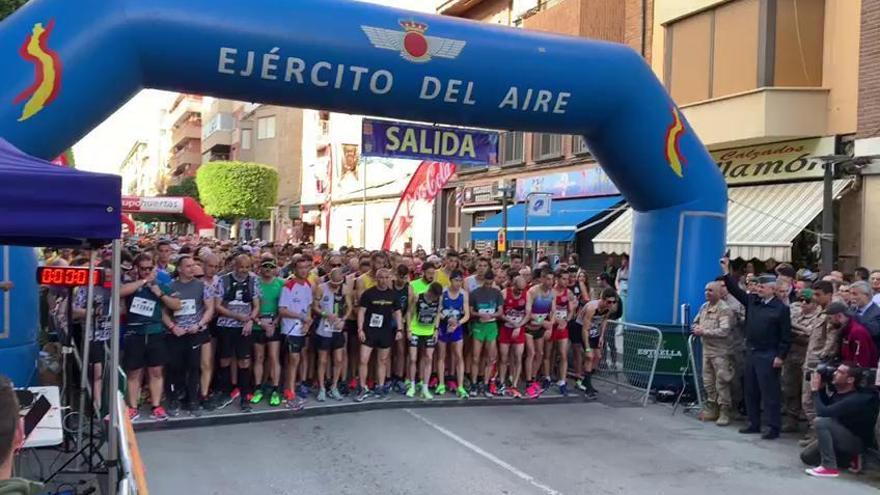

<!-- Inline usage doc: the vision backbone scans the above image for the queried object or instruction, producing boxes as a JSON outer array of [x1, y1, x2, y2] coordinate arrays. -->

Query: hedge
[[196, 161, 278, 220]]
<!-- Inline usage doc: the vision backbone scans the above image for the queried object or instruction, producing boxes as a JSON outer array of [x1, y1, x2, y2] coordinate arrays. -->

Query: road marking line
[[403, 408, 563, 495]]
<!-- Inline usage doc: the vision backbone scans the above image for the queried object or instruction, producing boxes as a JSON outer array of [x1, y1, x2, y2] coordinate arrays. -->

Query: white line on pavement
[[403, 408, 563, 495]]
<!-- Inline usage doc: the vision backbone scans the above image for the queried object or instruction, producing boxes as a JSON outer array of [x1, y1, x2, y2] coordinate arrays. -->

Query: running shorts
[[568, 321, 584, 346], [316, 333, 345, 351], [438, 326, 464, 343], [364, 328, 394, 350], [123, 332, 167, 371], [471, 322, 498, 342], [408, 334, 437, 349], [499, 326, 526, 345], [217, 326, 253, 360]]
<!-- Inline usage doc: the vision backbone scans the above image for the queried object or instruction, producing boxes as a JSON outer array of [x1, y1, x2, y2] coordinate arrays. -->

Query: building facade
[[856, 0, 880, 268], [437, 0, 652, 270], [299, 111, 435, 250], [166, 94, 202, 185]]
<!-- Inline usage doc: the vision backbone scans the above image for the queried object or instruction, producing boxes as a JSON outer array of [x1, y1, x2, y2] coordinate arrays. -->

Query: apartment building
[[167, 94, 202, 185]]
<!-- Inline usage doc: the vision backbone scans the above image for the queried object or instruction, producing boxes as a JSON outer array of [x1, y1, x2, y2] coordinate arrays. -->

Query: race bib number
[[130, 297, 156, 317], [369, 313, 384, 328], [478, 308, 494, 315], [175, 299, 197, 317], [532, 313, 547, 325], [260, 316, 274, 326], [442, 309, 460, 319], [555, 310, 568, 321]]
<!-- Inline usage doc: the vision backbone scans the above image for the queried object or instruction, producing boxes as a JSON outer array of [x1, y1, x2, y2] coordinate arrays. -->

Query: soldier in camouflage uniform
[[781, 289, 822, 432], [799, 281, 837, 446], [716, 277, 746, 412], [693, 281, 736, 426]]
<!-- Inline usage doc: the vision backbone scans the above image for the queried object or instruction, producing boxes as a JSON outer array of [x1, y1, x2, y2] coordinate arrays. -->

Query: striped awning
[[592, 180, 853, 262]]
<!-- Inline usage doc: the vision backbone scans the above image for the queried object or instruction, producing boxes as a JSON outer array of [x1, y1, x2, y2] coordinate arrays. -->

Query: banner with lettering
[[382, 160, 456, 250], [710, 137, 835, 185], [362, 118, 498, 167]]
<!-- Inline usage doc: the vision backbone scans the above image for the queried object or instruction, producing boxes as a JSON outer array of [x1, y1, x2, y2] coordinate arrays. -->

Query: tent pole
[[107, 240, 121, 492], [75, 250, 97, 470]]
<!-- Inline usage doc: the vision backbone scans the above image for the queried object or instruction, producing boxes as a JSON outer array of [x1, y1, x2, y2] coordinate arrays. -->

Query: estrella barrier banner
[[382, 160, 455, 250], [0, 0, 728, 326], [362, 118, 498, 168]]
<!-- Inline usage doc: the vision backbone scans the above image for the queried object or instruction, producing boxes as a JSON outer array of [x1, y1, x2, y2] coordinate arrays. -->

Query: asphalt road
[[138, 401, 878, 495]]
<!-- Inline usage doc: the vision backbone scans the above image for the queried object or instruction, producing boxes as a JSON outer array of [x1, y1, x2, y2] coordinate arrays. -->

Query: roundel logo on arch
[[361, 20, 466, 63]]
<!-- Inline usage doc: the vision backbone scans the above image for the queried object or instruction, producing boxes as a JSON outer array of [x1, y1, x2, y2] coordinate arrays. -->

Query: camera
[[805, 361, 837, 382]]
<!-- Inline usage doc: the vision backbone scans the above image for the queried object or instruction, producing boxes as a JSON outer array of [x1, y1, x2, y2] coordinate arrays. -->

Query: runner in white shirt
[[279, 258, 314, 408]]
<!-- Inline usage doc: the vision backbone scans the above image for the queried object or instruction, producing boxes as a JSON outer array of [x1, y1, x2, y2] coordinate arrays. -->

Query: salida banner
[[383, 160, 456, 250], [362, 118, 498, 167]]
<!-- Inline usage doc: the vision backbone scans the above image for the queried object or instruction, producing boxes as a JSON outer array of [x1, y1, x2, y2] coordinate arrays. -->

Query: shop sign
[[362, 118, 498, 167], [515, 166, 619, 202], [711, 137, 835, 185]]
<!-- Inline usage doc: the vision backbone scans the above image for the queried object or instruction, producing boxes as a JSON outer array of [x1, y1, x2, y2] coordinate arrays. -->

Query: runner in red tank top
[[499, 277, 528, 398], [542, 270, 577, 396]]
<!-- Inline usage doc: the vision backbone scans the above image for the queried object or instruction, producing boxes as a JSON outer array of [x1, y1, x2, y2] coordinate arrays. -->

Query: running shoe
[[428, 375, 439, 389], [526, 382, 541, 399], [406, 382, 416, 398], [541, 376, 552, 390], [297, 383, 311, 399], [216, 393, 234, 410], [488, 381, 500, 396], [283, 389, 296, 403], [449, 380, 459, 391], [456, 386, 469, 399], [584, 389, 599, 401], [317, 388, 327, 402], [507, 387, 523, 399], [269, 391, 283, 407], [849, 454, 863, 474], [127, 407, 140, 422], [245, 393, 254, 403], [186, 401, 203, 417], [286, 398, 305, 411], [558, 382, 569, 397], [421, 384, 434, 400], [575, 378, 587, 392], [469, 383, 479, 398], [150, 406, 169, 421], [434, 383, 447, 396], [392, 380, 406, 395], [355, 388, 372, 402], [230, 387, 241, 400], [805, 466, 839, 478], [240, 398, 253, 413], [483, 384, 493, 399], [366, 379, 376, 390], [329, 387, 343, 401], [250, 390, 264, 404], [348, 377, 358, 391], [166, 399, 182, 417], [380, 383, 392, 398], [496, 383, 506, 396]]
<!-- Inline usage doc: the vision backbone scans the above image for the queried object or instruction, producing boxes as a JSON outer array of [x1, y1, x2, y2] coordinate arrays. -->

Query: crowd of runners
[[45, 237, 623, 421]]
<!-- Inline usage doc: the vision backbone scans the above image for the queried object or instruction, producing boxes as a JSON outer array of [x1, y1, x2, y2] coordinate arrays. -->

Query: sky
[[72, 0, 436, 174]]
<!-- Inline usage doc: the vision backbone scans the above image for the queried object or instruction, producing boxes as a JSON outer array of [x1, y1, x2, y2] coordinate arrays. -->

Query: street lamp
[[816, 154, 880, 272]]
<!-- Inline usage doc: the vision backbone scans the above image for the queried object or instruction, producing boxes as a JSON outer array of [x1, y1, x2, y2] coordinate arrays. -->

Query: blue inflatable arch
[[0, 0, 726, 326]]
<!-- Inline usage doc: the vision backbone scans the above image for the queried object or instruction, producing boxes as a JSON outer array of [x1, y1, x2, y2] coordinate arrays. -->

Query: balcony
[[169, 147, 201, 171], [680, 87, 830, 148], [436, 0, 487, 15], [171, 122, 201, 148], [168, 95, 202, 129]]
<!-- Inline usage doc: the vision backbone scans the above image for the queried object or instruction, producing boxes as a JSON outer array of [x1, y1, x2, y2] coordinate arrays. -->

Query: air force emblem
[[362, 20, 466, 63]]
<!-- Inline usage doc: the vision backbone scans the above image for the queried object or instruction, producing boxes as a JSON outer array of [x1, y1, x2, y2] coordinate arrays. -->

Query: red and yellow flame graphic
[[14, 19, 62, 122], [664, 107, 686, 178]]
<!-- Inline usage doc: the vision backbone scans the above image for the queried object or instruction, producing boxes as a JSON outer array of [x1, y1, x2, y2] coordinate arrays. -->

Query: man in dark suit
[[721, 258, 792, 439], [850, 281, 880, 349]]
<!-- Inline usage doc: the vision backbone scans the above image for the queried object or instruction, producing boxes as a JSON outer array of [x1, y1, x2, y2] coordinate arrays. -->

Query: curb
[[133, 393, 589, 432]]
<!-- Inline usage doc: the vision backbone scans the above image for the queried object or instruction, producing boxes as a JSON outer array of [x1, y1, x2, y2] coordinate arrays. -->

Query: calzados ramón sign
[[711, 137, 834, 185], [362, 118, 498, 167]]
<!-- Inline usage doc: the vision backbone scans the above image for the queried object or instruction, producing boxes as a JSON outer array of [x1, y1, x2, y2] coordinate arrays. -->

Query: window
[[241, 129, 252, 150], [664, 0, 821, 105], [499, 131, 524, 165], [257, 116, 276, 140], [571, 135, 589, 155], [532, 133, 562, 160]]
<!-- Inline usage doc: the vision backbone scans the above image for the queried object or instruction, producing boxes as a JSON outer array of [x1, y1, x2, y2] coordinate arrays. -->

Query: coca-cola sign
[[383, 160, 456, 250]]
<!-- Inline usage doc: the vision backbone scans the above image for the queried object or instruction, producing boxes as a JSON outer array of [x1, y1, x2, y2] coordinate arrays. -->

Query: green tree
[[0, 0, 28, 21], [196, 161, 278, 221]]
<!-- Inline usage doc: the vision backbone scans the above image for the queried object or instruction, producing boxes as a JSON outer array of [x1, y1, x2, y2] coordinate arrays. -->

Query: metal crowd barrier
[[680, 334, 705, 413], [593, 320, 663, 406]]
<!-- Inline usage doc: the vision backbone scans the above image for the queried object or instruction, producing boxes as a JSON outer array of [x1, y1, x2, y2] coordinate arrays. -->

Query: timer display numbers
[[36, 267, 102, 287]]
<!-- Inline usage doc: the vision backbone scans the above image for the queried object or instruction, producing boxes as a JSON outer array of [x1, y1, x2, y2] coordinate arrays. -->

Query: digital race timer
[[36, 266, 103, 287]]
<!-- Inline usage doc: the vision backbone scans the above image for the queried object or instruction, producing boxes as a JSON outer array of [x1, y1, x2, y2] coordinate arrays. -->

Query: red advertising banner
[[382, 160, 456, 250]]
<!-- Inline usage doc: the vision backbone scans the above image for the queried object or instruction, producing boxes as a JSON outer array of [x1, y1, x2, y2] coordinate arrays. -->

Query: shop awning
[[592, 180, 852, 261], [471, 195, 623, 242]]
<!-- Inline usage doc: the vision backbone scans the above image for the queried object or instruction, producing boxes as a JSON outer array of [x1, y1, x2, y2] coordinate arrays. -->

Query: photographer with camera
[[801, 363, 880, 478]]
